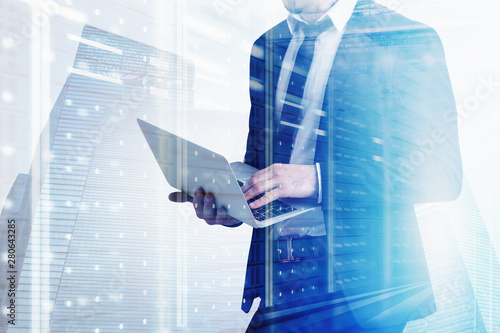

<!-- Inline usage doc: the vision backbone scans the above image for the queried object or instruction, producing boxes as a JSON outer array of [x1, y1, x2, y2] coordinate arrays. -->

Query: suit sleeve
[[244, 36, 268, 171], [387, 29, 462, 204]]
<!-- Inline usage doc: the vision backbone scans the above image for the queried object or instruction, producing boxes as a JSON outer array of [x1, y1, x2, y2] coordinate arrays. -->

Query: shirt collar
[[286, 0, 358, 34]]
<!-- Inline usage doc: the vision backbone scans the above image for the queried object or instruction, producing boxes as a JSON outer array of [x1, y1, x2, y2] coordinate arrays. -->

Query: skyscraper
[[1, 25, 196, 331]]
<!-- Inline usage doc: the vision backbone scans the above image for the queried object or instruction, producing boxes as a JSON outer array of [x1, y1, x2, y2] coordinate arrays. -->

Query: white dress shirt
[[274, 0, 357, 237]]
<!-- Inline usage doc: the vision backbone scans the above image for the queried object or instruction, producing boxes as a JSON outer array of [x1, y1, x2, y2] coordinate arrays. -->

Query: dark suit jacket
[[241, 0, 462, 328]]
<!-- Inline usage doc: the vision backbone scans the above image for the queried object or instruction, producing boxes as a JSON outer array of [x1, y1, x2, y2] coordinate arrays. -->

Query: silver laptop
[[138, 119, 322, 228]]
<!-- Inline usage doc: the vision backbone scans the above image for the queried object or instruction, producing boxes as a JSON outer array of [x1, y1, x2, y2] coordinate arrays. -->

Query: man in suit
[[192, 0, 462, 331]]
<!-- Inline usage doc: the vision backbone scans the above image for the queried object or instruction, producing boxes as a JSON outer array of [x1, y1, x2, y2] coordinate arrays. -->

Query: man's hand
[[169, 189, 243, 227], [192, 188, 243, 227], [241, 163, 318, 209]]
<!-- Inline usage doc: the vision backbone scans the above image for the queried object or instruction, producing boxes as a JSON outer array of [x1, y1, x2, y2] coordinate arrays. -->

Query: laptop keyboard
[[238, 181, 297, 221]]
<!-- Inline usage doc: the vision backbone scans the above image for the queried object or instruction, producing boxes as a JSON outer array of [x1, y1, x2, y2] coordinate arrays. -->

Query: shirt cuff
[[315, 162, 322, 204]]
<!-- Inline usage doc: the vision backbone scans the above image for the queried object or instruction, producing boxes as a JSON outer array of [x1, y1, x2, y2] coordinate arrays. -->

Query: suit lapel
[[317, 0, 380, 153], [326, 0, 378, 116]]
